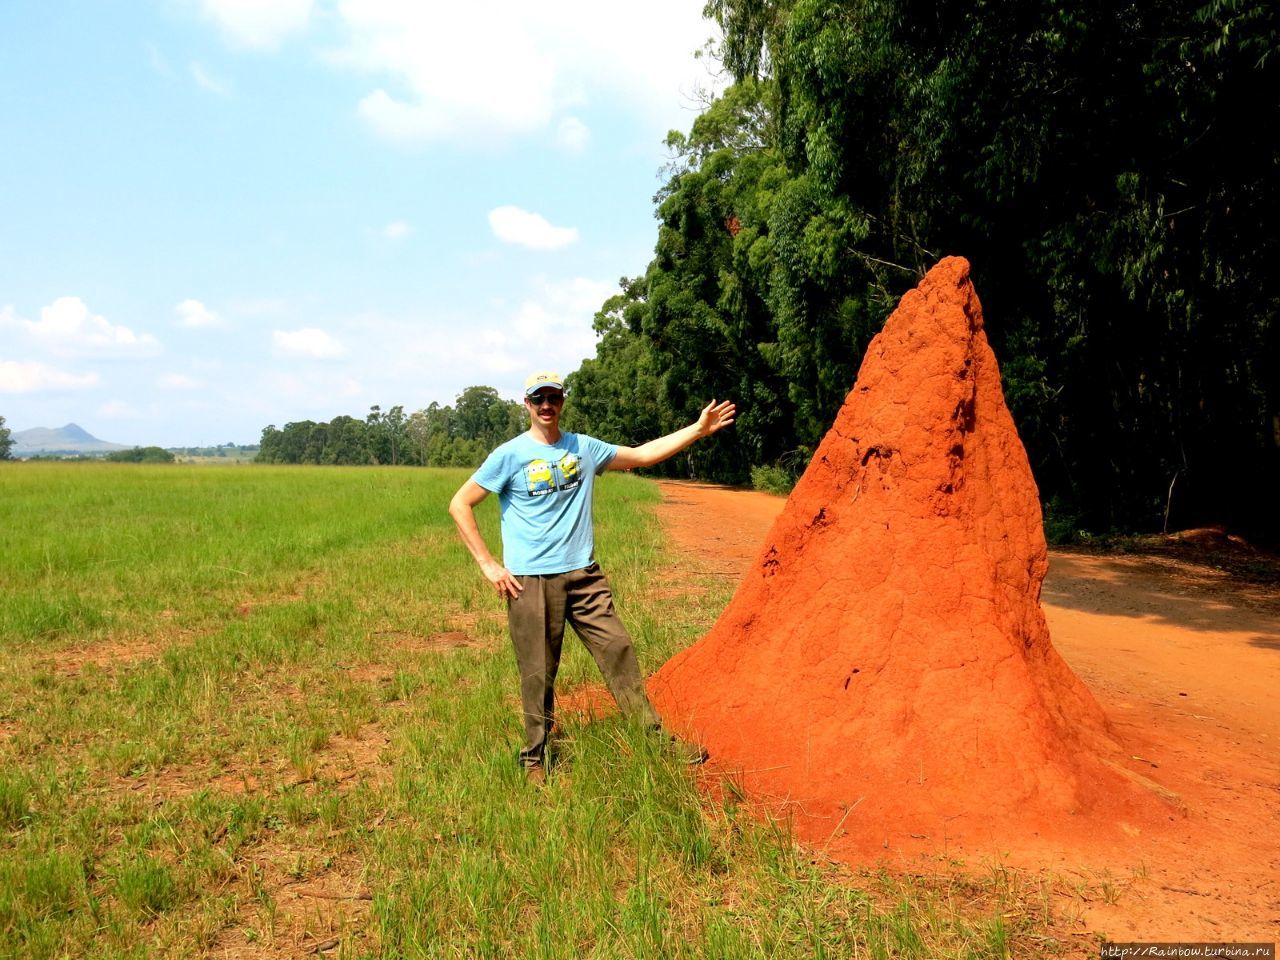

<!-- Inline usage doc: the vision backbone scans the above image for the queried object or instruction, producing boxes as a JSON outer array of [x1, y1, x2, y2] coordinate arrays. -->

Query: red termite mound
[[652, 256, 1173, 858]]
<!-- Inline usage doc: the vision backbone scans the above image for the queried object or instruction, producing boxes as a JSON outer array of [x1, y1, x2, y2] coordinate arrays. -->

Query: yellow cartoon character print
[[524, 459, 554, 496], [556, 453, 581, 491]]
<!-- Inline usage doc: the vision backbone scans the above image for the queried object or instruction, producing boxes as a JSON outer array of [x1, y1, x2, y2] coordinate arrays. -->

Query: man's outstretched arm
[[448, 479, 523, 599], [609, 399, 736, 471]]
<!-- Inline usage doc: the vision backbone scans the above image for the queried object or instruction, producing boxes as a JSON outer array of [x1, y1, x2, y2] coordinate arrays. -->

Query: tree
[[253, 386, 525, 469], [106, 446, 175, 463], [0, 415, 13, 460], [566, 0, 1280, 538]]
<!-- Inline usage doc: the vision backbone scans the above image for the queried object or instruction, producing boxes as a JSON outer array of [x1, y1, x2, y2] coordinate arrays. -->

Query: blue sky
[[0, 0, 720, 446]]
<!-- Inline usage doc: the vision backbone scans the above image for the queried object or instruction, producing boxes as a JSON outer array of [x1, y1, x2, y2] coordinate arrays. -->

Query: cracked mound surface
[[651, 256, 1174, 858]]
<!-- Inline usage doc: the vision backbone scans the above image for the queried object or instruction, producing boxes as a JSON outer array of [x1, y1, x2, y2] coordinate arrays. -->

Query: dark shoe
[[524, 764, 547, 787]]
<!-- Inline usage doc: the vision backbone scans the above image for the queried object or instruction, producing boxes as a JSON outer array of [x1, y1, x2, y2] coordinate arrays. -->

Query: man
[[449, 371, 736, 784]]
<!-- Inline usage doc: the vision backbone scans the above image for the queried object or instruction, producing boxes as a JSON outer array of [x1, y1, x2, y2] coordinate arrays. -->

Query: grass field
[[0, 463, 1053, 958]]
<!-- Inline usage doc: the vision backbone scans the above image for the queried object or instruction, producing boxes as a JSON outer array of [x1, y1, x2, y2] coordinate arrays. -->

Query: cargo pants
[[507, 561, 660, 768]]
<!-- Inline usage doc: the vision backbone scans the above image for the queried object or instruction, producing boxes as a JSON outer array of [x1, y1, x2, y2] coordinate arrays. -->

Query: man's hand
[[449, 480, 524, 601], [609, 399, 738, 471], [482, 559, 524, 600], [697, 399, 737, 437]]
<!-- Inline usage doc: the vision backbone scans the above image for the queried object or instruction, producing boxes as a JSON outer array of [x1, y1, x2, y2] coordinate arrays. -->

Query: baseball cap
[[524, 371, 564, 396]]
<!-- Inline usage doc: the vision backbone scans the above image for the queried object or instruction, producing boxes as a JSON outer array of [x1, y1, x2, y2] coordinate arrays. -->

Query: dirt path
[[654, 481, 1280, 947]]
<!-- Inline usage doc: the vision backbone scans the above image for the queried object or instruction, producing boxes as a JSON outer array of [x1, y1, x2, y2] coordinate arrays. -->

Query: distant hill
[[12, 423, 130, 456]]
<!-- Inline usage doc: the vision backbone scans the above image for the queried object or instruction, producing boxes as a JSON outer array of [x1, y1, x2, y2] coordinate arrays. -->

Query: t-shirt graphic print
[[523, 453, 582, 496]]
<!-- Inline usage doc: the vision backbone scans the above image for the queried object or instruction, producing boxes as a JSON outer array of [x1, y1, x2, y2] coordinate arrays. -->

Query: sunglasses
[[527, 392, 565, 406]]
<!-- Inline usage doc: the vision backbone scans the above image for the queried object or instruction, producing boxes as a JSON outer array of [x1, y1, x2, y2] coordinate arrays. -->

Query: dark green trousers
[[507, 562, 659, 767]]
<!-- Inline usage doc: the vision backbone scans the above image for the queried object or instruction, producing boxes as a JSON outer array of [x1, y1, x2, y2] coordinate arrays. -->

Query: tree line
[[106, 447, 175, 463], [559, 0, 1278, 541], [255, 387, 526, 467]]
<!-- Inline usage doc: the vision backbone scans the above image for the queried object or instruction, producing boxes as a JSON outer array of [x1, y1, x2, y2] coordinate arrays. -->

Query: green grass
[[0, 462, 1058, 958]]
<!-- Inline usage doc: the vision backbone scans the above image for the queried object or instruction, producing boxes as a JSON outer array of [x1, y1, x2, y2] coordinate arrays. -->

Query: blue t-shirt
[[471, 431, 618, 575]]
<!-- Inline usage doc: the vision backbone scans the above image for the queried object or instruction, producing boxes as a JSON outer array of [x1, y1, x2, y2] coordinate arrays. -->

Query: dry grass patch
[[44, 636, 166, 677], [209, 848, 375, 959], [113, 722, 392, 809]]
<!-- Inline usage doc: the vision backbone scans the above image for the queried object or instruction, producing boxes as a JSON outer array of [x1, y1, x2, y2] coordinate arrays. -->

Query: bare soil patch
[[208, 849, 375, 959], [370, 629, 487, 653], [122, 722, 392, 806], [45, 636, 165, 676], [653, 480, 1280, 949]]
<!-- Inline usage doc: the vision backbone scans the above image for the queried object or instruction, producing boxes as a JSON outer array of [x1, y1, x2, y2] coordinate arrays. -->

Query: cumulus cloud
[[488, 206, 578, 251], [556, 116, 590, 152], [175, 299, 224, 329], [18, 297, 160, 356], [0, 359, 99, 393], [201, 0, 313, 50], [510, 276, 614, 352], [425, 275, 614, 381], [326, 1, 719, 144], [356, 89, 454, 144], [334, 4, 557, 143], [382, 220, 412, 240], [272, 327, 346, 358]]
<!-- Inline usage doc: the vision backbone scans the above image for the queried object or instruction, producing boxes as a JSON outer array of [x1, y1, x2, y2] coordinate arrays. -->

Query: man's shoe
[[524, 764, 547, 787]]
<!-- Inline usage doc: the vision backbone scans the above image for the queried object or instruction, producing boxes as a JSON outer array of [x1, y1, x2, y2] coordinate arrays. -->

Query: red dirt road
[[654, 480, 1280, 946]]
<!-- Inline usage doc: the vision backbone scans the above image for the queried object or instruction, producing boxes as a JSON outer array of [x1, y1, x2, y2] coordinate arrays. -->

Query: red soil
[[652, 482, 1280, 943], [650, 257, 1178, 864]]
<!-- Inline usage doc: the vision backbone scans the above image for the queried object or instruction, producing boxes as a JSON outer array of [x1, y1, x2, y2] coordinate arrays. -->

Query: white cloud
[[356, 89, 452, 144], [488, 206, 578, 251], [272, 327, 347, 358], [175, 299, 224, 329], [382, 220, 412, 240], [556, 116, 590, 153], [333, 3, 558, 143], [18, 297, 160, 356], [190, 61, 231, 96], [326, 1, 719, 144], [0, 360, 99, 394], [159, 373, 203, 390], [506, 276, 611, 355], [201, 0, 313, 50], [428, 275, 614, 382]]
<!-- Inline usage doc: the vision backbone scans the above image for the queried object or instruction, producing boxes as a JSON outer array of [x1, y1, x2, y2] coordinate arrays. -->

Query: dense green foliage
[[104, 446, 175, 463], [565, 0, 1279, 539], [0, 416, 12, 460], [256, 387, 525, 467]]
